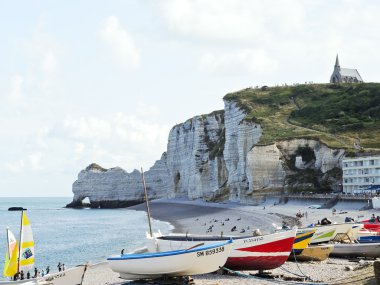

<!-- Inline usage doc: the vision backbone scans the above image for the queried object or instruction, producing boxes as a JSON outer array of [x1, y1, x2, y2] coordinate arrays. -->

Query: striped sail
[[3, 229, 18, 277], [19, 212, 35, 271]]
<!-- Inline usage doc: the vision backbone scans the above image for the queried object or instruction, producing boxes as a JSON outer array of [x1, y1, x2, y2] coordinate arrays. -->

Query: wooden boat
[[358, 235, 380, 243], [330, 242, 380, 258], [291, 229, 315, 255], [306, 223, 363, 244], [0, 265, 87, 285], [307, 226, 336, 244], [296, 244, 334, 262], [147, 227, 297, 271], [107, 240, 232, 280], [357, 229, 380, 243], [361, 217, 380, 230]]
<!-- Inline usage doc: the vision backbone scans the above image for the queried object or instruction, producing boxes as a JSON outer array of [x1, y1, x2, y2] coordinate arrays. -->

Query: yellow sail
[[3, 229, 18, 277], [19, 212, 35, 271]]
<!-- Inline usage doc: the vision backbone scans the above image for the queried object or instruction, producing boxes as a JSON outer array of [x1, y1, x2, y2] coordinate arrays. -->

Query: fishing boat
[[2, 208, 87, 285], [330, 242, 380, 258], [147, 227, 297, 271], [296, 244, 334, 262], [107, 240, 232, 280], [358, 235, 380, 243], [308, 226, 336, 244], [288, 229, 315, 258], [305, 223, 362, 244], [356, 228, 380, 243], [361, 217, 380, 230]]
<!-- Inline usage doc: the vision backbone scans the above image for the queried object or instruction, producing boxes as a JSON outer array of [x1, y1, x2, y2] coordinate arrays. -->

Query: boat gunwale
[[107, 240, 232, 260]]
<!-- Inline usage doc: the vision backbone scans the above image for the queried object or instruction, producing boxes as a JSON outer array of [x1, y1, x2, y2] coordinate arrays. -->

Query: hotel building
[[342, 156, 380, 194]]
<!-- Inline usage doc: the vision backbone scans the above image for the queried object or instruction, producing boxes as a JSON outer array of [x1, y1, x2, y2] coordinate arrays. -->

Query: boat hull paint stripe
[[236, 237, 295, 253], [108, 240, 232, 260], [228, 251, 291, 257], [225, 255, 289, 271]]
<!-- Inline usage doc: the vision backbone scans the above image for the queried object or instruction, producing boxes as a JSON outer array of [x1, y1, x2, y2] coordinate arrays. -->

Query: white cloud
[[199, 49, 278, 75], [5, 159, 25, 173], [28, 152, 43, 171], [46, 110, 170, 171], [62, 117, 112, 140], [41, 50, 58, 76], [7, 74, 24, 101], [4, 152, 43, 173], [99, 16, 140, 68], [160, 0, 305, 41]]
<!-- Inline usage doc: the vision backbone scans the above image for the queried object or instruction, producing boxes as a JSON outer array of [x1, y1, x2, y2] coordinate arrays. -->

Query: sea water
[[0, 197, 173, 279]]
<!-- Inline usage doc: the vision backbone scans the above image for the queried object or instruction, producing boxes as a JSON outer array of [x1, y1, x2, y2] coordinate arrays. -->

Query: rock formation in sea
[[67, 101, 345, 208]]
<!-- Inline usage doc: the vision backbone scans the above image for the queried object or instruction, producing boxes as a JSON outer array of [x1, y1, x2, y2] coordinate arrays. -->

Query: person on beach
[[62, 264, 66, 271], [46, 266, 50, 274], [58, 262, 61, 272], [13, 272, 19, 280], [34, 267, 38, 278], [26, 271, 30, 279], [20, 270, 24, 280], [41, 269, 45, 277]]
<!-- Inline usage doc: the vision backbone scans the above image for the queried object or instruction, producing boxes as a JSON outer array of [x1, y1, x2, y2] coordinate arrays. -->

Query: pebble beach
[[83, 198, 378, 284]]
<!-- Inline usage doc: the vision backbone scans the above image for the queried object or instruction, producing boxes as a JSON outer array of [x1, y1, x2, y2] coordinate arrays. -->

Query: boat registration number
[[243, 236, 264, 243], [197, 246, 224, 257]]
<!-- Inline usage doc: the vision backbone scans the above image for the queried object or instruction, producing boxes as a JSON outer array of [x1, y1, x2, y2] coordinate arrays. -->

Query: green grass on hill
[[224, 83, 380, 150]]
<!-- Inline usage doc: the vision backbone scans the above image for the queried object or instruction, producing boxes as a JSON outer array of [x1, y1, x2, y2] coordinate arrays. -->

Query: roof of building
[[339, 68, 363, 81]]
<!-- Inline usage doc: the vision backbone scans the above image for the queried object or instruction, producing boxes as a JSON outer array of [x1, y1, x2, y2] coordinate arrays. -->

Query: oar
[[186, 243, 205, 250]]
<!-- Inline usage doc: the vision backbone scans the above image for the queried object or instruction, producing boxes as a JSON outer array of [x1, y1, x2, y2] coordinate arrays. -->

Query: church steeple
[[335, 54, 340, 68]]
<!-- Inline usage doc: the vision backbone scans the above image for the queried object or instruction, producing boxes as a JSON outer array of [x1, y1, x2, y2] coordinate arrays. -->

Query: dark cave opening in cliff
[[174, 172, 180, 193]]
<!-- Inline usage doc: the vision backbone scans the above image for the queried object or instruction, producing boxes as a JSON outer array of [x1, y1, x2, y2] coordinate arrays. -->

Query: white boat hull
[[147, 228, 297, 271], [0, 265, 87, 285], [108, 241, 232, 280], [331, 243, 380, 258], [307, 223, 363, 244]]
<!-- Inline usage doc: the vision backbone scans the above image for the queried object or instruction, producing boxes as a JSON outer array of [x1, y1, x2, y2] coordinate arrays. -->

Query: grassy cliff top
[[224, 83, 380, 150]]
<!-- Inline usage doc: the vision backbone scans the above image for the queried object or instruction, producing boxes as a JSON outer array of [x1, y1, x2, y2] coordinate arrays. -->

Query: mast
[[17, 209, 23, 274], [6, 227, 10, 259], [141, 167, 153, 237]]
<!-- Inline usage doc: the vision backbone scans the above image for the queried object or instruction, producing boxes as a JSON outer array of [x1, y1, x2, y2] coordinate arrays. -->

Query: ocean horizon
[[0, 197, 173, 279]]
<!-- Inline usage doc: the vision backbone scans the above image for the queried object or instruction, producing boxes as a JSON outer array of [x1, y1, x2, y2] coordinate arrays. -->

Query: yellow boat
[[289, 229, 316, 258], [296, 244, 334, 262]]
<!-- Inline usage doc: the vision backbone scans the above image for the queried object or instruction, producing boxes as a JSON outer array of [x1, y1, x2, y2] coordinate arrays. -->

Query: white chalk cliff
[[68, 101, 345, 208]]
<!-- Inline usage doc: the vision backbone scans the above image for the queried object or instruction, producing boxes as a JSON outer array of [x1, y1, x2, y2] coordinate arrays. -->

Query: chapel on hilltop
[[330, 55, 363, 83]]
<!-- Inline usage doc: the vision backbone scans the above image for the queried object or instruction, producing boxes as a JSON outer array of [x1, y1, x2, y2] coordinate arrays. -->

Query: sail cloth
[[3, 229, 19, 277], [19, 212, 35, 271]]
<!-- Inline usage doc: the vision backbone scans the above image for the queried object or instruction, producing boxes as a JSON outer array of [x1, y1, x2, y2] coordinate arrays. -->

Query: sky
[[1, 0, 380, 197]]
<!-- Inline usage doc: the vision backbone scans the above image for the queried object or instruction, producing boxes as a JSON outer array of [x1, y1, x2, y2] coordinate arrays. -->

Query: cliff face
[[68, 101, 345, 208]]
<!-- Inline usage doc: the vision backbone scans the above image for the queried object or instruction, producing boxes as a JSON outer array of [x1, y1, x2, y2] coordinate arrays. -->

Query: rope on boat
[[279, 249, 310, 279], [220, 266, 327, 285]]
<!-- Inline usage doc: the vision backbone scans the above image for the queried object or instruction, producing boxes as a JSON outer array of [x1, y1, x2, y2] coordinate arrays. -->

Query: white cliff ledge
[[67, 101, 344, 208]]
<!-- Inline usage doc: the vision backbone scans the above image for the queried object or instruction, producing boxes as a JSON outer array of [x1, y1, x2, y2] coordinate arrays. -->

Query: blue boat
[[358, 235, 380, 243]]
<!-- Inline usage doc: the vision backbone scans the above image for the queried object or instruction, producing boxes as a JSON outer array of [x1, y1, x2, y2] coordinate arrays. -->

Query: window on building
[[370, 160, 375, 166]]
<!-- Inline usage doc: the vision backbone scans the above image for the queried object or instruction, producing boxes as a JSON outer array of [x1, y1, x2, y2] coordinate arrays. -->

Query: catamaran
[[1, 209, 87, 285]]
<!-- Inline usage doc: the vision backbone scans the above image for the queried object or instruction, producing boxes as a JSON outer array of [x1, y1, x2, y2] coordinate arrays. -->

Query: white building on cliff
[[342, 156, 380, 194], [330, 55, 363, 83]]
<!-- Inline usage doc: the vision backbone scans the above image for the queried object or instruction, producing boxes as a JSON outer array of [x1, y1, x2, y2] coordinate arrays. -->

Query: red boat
[[147, 228, 297, 271], [362, 217, 380, 230]]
